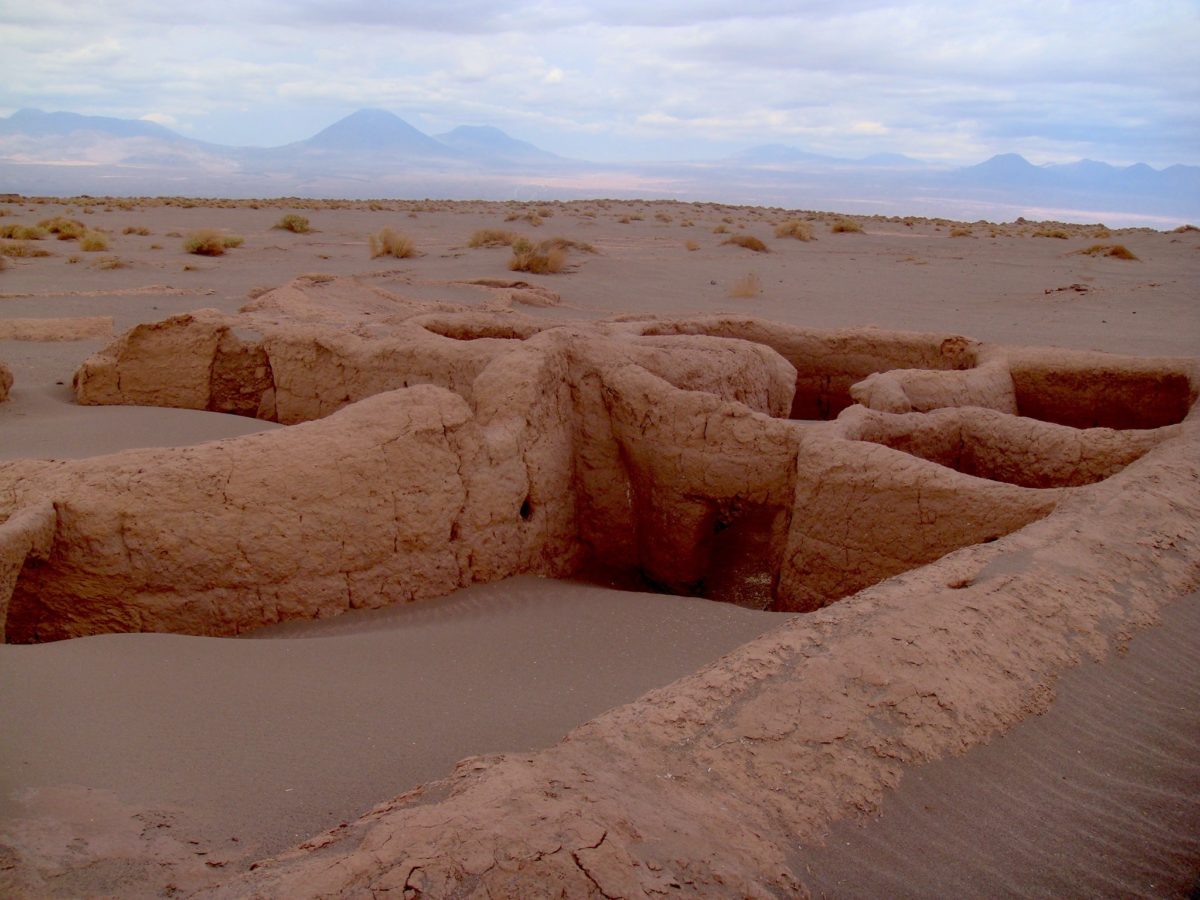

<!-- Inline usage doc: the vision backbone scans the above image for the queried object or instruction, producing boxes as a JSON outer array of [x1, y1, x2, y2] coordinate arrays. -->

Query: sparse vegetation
[[508, 237, 567, 274], [1033, 227, 1070, 239], [274, 214, 311, 233], [122, 225, 151, 236], [949, 225, 974, 238], [1170, 224, 1198, 233], [830, 219, 863, 234], [729, 273, 762, 298], [0, 224, 47, 240], [184, 229, 245, 256], [538, 236, 596, 254], [468, 228, 521, 248], [721, 234, 769, 253], [774, 220, 815, 241], [0, 240, 52, 258], [685, 240, 700, 251], [79, 231, 110, 252], [505, 211, 543, 227], [368, 227, 415, 259], [38, 217, 86, 240], [1077, 243, 1139, 260], [712, 224, 729, 234], [94, 255, 129, 270]]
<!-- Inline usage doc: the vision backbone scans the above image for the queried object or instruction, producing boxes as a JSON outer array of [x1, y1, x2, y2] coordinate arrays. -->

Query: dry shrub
[[721, 234, 769, 252], [94, 255, 128, 269], [0, 240, 52, 258], [468, 228, 520, 248], [122, 225, 151, 236], [79, 231, 109, 252], [712, 224, 729, 234], [1077, 243, 1139, 260], [539, 236, 596, 254], [774, 220, 814, 241], [0, 224, 47, 240], [273, 214, 311, 233], [1033, 227, 1070, 239], [368, 227, 415, 259], [1170, 223, 1198, 233], [685, 239, 700, 251], [504, 211, 543, 227], [949, 225, 974, 238], [0, 255, 6, 271], [38, 217, 86, 240], [729, 273, 762, 298], [508, 237, 566, 274], [830, 218, 863, 234], [184, 229, 244, 256]]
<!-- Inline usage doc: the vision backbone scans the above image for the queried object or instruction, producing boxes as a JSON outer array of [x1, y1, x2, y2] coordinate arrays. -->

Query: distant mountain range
[[1, 108, 1196, 227]]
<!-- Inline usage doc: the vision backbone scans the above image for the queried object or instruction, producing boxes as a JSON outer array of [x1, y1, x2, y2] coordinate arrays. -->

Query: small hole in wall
[[519, 497, 533, 521]]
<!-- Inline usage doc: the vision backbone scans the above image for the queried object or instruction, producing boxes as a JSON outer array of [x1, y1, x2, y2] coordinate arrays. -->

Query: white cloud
[[0, 0, 1195, 165]]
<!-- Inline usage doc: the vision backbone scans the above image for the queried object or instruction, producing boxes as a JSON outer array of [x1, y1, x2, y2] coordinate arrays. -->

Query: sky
[[2, 0, 1198, 167]]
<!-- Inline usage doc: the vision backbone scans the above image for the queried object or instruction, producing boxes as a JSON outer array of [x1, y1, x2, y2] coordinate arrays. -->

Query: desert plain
[[0, 195, 1198, 898]]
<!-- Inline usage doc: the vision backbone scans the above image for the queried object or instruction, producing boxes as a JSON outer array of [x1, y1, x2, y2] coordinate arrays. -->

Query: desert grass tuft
[[368, 227, 415, 259], [38, 217, 87, 240], [79, 231, 110, 252], [184, 229, 244, 256], [468, 228, 521, 248], [508, 237, 567, 274], [1077, 243, 1138, 260], [774, 220, 814, 241], [1033, 227, 1070, 239], [830, 218, 863, 234], [0, 240, 52, 258], [728, 273, 762, 298], [685, 239, 700, 251], [94, 255, 129, 270], [122, 225, 151, 236], [721, 234, 769, 252], [0, 224, 48, 240], [273, 214, 311, 233]]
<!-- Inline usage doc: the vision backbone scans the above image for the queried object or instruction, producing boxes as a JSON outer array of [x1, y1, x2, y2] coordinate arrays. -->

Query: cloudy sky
[[2, 0, 1197, 166]]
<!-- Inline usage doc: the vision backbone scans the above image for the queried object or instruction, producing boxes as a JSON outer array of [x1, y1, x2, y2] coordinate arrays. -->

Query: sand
[[1, 197, 1198, 897], [0, 577, 789, 889]]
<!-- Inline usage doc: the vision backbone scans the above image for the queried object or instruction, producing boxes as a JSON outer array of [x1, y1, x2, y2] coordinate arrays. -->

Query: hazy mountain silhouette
[[0, 109, 1194, 226], [434, 125, 563, 163], [0, 108, 187, 142], [299, 109, 453, 157]]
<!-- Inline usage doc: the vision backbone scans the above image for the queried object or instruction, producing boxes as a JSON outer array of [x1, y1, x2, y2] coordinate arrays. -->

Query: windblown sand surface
[[0, 578, 789, 889], [1, 197, 1197, 897]]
